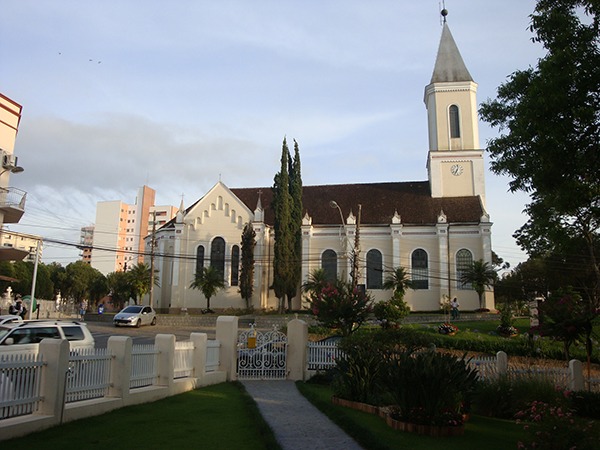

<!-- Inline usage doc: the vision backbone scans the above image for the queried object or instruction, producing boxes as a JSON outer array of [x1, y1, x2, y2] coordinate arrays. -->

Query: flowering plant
[[515, 400, 599, 449], [438, 322, 458, 335]]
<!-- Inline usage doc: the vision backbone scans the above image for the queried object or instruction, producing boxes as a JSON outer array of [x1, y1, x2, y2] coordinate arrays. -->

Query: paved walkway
[[242, 380, 364, 450]]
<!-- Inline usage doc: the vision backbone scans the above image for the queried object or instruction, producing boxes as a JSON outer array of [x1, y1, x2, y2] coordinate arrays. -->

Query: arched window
[[231, 245, 240, 286], [456, 249, 473, 289], [449, 104, 460, 138], [210, 237, 226, 280], [196, 245, 205, 275], [366, 249, 383, 289], [321, 249, 337, 282], [411, 249, 429, 290]]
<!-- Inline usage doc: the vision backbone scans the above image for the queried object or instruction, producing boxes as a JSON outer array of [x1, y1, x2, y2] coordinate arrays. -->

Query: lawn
[[2, 382, 282, 450], [296, 382, 526, 450]]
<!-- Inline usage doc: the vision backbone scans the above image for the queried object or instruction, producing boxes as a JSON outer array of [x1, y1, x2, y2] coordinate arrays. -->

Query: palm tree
[[301, 268, 330, 298], [128, 262, 158, 305], [383, 267, 413, 300], [460, 260, 497, 310], [190, 266, 226, 313]]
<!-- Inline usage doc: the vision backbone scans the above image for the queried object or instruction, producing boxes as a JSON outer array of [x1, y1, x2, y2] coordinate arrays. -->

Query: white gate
[[237, 326, 287, 380]]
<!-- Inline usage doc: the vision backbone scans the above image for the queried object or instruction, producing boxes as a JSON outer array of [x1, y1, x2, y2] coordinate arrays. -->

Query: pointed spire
[[430, 22, 473, 83]]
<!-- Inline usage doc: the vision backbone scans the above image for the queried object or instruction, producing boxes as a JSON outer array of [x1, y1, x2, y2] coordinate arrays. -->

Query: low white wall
[[0, 328, 229, 441]]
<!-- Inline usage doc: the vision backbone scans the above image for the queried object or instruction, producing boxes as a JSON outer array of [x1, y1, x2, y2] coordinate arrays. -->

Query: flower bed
[[438, 322, 458, 335]]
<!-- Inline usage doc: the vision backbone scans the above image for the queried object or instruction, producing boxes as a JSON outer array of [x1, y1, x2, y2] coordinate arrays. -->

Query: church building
[[148, 21, 493, 313]]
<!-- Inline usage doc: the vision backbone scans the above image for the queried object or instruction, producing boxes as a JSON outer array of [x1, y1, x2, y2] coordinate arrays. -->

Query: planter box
[[331, 396, 465, 437], [386, 415, 465, 437]]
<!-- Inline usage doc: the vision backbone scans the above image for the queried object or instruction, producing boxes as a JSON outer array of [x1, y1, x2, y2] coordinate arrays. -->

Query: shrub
[[373, 294, 411, 329], [472, 375, 561, 419], [383, 349, 479, 426], [568, 390, 600, 419], [516, 400, 600, 450]]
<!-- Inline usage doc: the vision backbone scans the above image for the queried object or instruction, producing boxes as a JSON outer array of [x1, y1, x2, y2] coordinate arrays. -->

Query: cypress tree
[[239, 222, 256, 310], [286, 139, 303, 311], [272, 138, 294, 313]]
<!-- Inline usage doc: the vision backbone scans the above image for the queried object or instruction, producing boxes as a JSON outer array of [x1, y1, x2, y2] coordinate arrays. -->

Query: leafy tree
[[128, 262, 157, 305], [479, 1, 600, 311], [63, 261, 105, 306], [459, 260, 497, 310], [307, 280, 373, 336], [286, 139, 303, 312], [534, 287, 592, 361], [239, 222, 256, 309], [46, 262, 67, 299], [271, 137, 295, 313], [106, 271, 132, 310], [190, 265, 226, 313]]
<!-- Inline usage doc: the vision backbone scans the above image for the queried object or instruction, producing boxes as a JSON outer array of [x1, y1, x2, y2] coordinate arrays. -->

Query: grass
[[296, 382, 526, 450], [3, 382, 282, 450]]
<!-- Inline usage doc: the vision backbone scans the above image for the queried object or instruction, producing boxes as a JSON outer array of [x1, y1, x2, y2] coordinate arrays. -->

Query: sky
[[1, 1, 545, 268]]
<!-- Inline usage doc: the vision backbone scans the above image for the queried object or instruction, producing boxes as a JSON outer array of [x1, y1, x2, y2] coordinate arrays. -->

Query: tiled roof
[[232, 181, 484, 226]]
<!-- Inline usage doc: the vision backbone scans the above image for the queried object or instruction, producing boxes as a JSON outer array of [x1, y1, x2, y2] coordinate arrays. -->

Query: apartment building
[[88, 186, 177, 275]]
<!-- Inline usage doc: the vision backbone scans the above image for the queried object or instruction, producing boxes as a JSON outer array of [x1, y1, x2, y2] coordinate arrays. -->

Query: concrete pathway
[[242, 380, 364, 450]]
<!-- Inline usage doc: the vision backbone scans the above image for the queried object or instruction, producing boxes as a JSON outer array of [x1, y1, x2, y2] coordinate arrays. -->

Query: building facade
[[89, 186, 176, 275], [0, 93, 28, 262], [148, 22, 494, 313]]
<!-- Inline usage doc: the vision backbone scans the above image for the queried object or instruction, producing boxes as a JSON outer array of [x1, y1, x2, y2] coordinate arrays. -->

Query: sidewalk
[[242, 380, 364, 450]]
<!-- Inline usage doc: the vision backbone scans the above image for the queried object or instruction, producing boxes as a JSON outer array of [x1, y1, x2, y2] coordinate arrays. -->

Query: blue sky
[[1, 1, 543, 266]]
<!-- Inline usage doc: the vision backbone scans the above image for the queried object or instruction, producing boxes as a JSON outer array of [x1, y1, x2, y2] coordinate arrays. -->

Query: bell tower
[[425, 12, 485, 206]]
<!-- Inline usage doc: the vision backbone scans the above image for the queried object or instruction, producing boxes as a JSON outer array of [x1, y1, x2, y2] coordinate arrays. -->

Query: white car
[[0, 320, 95, 354], [0, 315, 23, 325], [113, 305, 157, 328]]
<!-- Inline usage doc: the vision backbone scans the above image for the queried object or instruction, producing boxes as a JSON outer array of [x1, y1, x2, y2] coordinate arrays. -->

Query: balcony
[[0, 186, 26, 223], [0, 245, 29, 261]]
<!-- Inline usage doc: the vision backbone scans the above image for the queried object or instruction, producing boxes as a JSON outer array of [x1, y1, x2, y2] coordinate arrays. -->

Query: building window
[[411, 249, 429, 290], [231, 245, 240, 286], [211, 237, 226, 280], [449, 104, 460, 138], [321, 249, 337, 283], [196, 245, 205, 275], [366, 249, 383, 289], [456, 249, 473, 289]]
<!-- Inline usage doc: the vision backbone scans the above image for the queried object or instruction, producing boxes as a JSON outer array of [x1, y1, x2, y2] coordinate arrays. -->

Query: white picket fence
[[206, 339, 220, 372], [66, 348, 112, 403], [0, 353, 43, 419], [130, 344, 158, 389], [307, 340, 343, 370], [174, 341, 195, 379]]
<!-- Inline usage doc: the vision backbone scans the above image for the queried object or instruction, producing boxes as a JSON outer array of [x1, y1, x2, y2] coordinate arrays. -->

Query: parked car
[[0, 320, 95, 354], [0, 315, 23, 325], [113, 305, 157, 328]]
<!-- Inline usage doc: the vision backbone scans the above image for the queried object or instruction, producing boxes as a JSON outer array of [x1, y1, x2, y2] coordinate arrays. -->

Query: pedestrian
[[451, 297, 459, 320], [14, 298, 27, 319], [79, 299, 88, 320]]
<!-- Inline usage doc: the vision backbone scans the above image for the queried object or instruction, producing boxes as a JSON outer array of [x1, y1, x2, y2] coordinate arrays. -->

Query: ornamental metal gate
[[237, 326, 287, 380]]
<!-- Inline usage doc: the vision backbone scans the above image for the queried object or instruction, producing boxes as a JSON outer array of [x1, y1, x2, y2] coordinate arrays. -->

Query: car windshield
[[0, 326, 11, 341], [122, 306, 143, 313]]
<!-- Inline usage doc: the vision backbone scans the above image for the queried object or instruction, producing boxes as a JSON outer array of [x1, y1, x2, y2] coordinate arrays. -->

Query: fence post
[[287, 318, 308, 381], [216, 316, 239, 381], [107, 336, 132, 402], [190, 332, 207, 384], [569, 359, 584, 391], [37, 339, 69, 421], [496, 351, 508, 376], [155, 334, 175, 391]]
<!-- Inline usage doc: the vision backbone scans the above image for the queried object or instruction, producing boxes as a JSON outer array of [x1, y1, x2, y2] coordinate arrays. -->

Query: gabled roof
[[430, 23, 473, 83], [232, 181, 484, 226]]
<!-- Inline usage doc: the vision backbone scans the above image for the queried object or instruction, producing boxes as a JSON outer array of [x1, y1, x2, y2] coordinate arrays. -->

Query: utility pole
[[351, 204, 361, 291], [149, 210, 157, 308]]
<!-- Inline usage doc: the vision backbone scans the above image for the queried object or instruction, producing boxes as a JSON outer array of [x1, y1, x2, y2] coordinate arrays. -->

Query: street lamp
[[0, 166, 24, 176]]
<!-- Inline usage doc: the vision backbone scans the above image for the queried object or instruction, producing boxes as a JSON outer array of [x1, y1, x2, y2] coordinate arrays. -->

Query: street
[[85, 321, 216, 348]]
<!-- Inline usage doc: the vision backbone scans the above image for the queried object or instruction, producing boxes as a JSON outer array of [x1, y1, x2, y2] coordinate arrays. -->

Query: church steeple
[[424, 14, 486, 206]]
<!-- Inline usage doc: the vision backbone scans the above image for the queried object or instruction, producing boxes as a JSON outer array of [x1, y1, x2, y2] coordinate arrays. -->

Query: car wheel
[[151, 317, 157, 326], [136, 319, 142, 328], [114, 323, 119, 327]]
